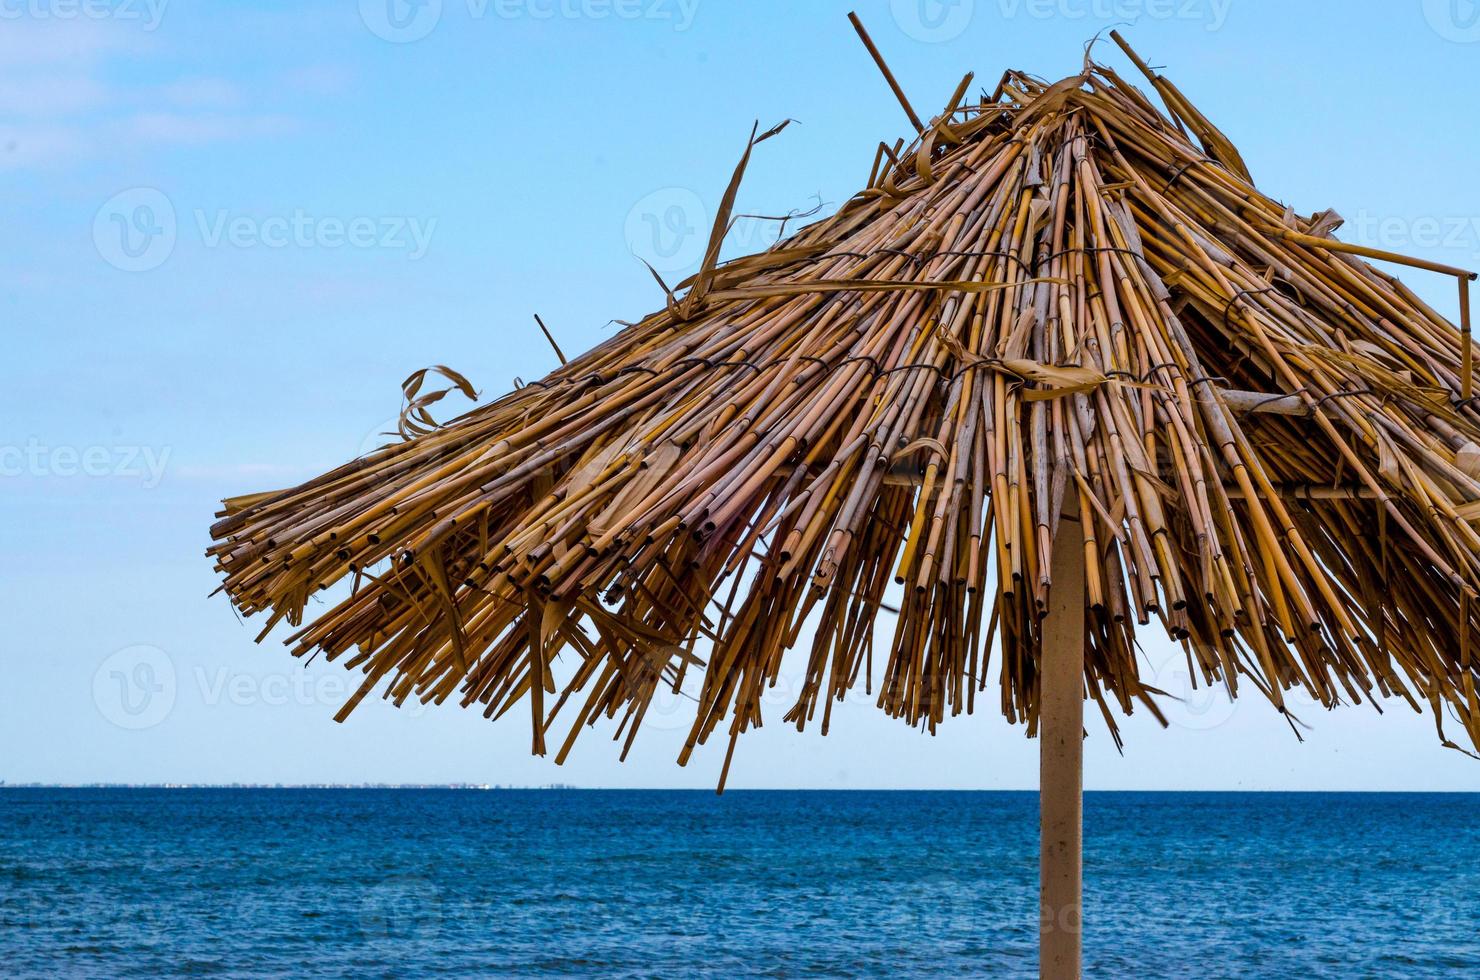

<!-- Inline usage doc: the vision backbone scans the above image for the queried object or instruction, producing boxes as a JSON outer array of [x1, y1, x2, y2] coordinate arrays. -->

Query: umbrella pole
[[1040, 501, 1084, 980]]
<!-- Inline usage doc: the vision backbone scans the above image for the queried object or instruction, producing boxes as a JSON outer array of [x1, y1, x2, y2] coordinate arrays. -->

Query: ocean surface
[[1, 789, 1477, 978]]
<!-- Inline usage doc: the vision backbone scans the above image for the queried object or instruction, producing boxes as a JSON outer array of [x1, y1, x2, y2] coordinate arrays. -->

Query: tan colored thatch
[[209, 33, 1480, 787]]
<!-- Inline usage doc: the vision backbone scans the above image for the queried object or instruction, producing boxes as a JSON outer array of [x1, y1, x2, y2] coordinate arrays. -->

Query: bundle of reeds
[[209, 33, 1480, 786]]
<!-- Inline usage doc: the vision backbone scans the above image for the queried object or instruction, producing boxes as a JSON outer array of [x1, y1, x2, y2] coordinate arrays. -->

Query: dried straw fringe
[[210, 35, 1480, 786]]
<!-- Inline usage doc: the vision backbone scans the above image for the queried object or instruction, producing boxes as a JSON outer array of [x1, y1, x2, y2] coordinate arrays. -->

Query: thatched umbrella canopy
[[210, 21, 1480, 973], [211, 25, 1478, 949]]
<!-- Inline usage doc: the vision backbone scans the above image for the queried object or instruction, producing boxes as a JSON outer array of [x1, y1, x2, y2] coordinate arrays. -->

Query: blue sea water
[[1, 789, 1477, 978]]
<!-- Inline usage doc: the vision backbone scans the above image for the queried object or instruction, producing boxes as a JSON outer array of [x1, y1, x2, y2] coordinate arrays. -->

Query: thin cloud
[[274, 65, 354, 98], [170, 463, 310, 482], [123, 112, 302, 145], [0, 18, 346, 170], [0, 77, 112, 117], [0, 17, 155, 67], [154, 77, 246, 110], [0, 124, 89, 170]]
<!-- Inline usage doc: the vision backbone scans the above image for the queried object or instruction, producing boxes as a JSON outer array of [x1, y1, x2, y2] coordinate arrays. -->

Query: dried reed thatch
[[209, 31, 1480, 787]]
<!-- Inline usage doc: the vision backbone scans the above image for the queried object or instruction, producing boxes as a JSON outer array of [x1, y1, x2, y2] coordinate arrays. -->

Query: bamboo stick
[[1271, 228, 1478, 281], [848, 11, 925, 134], [1462, 277, 1473, 402]]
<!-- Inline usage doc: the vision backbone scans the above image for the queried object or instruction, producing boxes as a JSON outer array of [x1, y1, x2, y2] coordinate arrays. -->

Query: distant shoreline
[[0, 783, 564, 791], [3, 785, 1477, 793]]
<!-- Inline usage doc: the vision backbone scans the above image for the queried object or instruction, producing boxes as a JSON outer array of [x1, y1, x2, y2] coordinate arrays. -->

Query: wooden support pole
[[1040, 498, 1084, 980]]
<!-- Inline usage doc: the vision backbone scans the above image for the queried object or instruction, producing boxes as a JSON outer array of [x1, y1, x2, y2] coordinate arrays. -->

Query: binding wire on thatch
[[209, 31, 1480, 787]]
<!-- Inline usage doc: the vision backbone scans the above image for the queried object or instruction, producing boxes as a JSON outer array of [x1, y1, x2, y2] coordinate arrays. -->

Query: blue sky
[[4, 0, 1480, 789]]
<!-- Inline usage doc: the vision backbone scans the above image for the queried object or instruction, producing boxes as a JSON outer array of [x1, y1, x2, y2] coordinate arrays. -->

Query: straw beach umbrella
[[209, 17, 1479, 978]]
